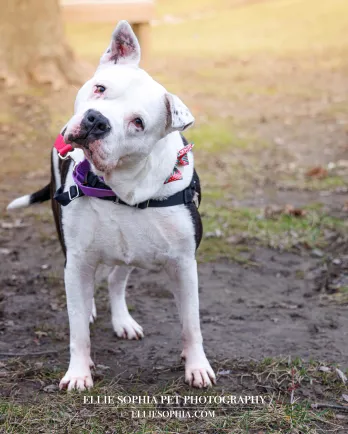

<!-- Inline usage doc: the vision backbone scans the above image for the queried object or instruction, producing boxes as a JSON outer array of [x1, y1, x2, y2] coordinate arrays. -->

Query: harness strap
[[54, 176, 197, 209]]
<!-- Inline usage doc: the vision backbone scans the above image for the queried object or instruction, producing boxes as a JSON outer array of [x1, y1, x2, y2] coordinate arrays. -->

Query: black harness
[[54, 170, 198, 209]]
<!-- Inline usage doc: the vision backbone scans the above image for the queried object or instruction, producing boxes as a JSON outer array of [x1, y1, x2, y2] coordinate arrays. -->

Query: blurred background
[[1, 1, 348, 432]]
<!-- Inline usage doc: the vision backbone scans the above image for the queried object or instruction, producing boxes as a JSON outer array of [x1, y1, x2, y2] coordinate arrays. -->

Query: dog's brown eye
[[95, 85, 106, 94], [132, 118, 144, 129]]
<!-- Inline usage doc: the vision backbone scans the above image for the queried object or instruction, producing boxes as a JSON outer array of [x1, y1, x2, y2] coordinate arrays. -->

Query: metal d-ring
[[58, 151, 78, 170]]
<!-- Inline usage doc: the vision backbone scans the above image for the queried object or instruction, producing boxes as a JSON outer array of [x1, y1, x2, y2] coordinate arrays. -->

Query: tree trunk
[[0, 0, 91, 88]]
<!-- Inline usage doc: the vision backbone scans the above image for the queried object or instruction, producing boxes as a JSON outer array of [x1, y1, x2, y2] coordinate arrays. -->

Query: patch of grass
[[198, 205, 347, 262], [278, 172, 348, 193], [304, 175, 347, 191], [287, 175, 348, 192], [323, 291, 348, 306], [186, 121, 253, 152], [0, 357, 345, 433], [198, 238, 252, 263], [339, 286, 348, 293]]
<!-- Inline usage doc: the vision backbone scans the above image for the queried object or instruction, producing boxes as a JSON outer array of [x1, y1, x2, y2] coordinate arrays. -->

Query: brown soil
[[1, 207, 347, 381]]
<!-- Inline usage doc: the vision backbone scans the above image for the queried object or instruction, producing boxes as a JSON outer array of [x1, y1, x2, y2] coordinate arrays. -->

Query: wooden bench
[[61, 0, 154, 65]]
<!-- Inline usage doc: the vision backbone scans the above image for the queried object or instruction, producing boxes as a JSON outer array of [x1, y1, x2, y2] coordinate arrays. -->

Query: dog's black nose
[[82, 109, 111, 137], [68, 109, 111, 148]]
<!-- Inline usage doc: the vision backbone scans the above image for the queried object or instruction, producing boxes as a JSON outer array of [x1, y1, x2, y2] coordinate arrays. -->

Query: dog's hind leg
[[166, 258, 216, 388], [108, 266, 144, 340]]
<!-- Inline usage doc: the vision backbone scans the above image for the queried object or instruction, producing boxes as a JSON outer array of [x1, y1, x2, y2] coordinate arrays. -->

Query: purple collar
[[71, 142, 194, 199], [54, 131, 194, 200], [72, 159, 115, 198]]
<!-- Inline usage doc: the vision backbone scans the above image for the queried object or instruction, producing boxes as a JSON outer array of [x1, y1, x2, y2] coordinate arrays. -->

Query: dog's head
[[63, 21, 194, 173]]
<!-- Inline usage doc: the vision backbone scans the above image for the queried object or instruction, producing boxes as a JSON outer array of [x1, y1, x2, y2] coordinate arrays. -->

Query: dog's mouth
[[65, 133, 91, 149], [63, 126, 119, 173]]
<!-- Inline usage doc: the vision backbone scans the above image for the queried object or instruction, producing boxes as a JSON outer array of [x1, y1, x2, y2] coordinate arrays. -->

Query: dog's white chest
[[62, 198, 194, 270]]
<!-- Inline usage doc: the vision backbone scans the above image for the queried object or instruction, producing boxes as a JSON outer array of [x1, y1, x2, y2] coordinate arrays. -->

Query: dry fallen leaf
[[336, 368, 347, 384], [264, 204, 306, 219], [35, 331, 48, 338], [284, 204, 307, 217], [306, 166, 328, 179], [319, 366, 331, 372]]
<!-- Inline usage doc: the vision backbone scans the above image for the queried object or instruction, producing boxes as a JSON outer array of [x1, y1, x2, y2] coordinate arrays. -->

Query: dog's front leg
[[166, 259, 216, 388], [59, 254, 96, 392]]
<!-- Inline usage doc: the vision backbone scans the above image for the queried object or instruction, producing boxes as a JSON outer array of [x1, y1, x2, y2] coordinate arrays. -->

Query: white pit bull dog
[[7, 21, 216, 391]]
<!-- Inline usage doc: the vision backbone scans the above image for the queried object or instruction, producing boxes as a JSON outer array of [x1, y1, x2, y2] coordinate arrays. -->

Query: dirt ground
[[1, 216, 348, 372]]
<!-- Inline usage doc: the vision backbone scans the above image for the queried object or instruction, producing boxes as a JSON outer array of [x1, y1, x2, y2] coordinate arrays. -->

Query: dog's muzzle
[[68, 109, 111, 148]]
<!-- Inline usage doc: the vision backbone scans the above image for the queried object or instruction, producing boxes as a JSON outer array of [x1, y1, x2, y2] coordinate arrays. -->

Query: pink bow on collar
[[164, 143, 194, 184]]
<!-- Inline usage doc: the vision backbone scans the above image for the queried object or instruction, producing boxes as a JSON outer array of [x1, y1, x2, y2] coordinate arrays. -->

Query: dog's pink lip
[[81, 148, 113, 171], [85, 149, 119, 173], [93, 158, 119, 173]]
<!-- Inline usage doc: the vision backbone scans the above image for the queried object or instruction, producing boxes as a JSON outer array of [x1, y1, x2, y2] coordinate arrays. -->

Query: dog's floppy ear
[[165, 93, 195, 133], [100, 20, 141, 66]]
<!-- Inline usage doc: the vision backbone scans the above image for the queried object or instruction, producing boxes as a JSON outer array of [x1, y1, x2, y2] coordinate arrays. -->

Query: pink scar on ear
[[111, 31, 137, 63]]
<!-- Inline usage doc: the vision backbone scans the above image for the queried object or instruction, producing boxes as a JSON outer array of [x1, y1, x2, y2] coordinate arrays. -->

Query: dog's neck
[[92, 132, 184, 205]]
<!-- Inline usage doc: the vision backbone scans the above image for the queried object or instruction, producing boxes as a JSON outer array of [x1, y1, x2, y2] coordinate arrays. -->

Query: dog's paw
[[181, 348, 216, 388], [185, 364, 216, 388], [59, 370, 93, 392], [89, 298, 97, 324], [112, 314, 144, 340]]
